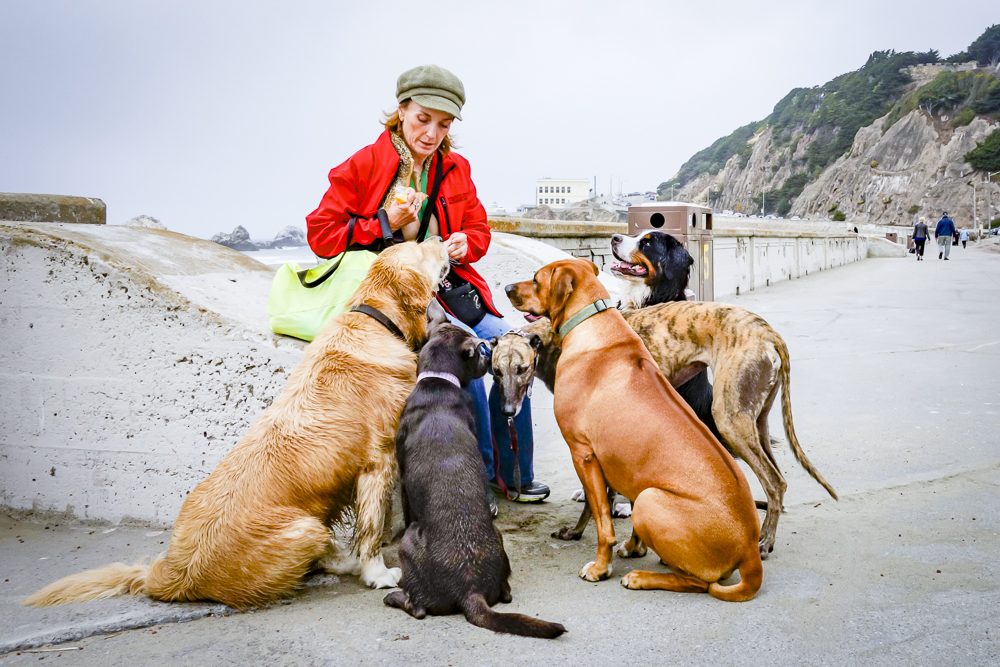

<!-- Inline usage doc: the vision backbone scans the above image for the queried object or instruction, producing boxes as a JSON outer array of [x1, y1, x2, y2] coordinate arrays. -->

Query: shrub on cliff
[[964, 129, 1000, 171], [832, 209, 847, 222]]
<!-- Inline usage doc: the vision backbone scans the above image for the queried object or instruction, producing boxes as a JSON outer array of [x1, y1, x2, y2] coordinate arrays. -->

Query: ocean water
[[241, 246, 322, 269]]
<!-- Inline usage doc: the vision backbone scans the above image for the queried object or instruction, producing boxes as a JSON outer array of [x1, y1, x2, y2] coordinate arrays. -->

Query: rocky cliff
[[210, 225, 308, 251], [677, 103, 997, 225], [668, 26, 1000, 226]]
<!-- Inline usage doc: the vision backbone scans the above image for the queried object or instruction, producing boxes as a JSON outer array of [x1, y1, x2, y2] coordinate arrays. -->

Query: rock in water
[[125, 215, 166, 230], [211, 225, 258, 251], [255, 226, 307, 249]]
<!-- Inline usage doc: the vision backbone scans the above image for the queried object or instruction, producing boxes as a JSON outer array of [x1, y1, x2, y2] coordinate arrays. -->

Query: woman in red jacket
[[306, 65, 549, 509]]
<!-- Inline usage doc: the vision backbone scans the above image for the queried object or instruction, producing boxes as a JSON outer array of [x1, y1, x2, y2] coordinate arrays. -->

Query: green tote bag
[[266, 214, 393, 342]]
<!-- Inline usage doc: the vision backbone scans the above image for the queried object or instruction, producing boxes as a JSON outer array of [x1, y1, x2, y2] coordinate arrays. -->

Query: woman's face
[[399, 101, 453, 161]]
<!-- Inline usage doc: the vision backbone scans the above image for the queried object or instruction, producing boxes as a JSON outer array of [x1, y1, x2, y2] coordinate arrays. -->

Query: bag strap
[[345, 215, 356, 248], [416, 151, 445, 242], [376, 209, 395, 247]]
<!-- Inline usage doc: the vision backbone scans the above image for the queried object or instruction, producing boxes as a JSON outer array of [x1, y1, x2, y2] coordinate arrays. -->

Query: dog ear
[[586, 259, 599, 276], [548, 266, 575, 321], [528, 334, 542, 351], [426, 297, 448, 327]]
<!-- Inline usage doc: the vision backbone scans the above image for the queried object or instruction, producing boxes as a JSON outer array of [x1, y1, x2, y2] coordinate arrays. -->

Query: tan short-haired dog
[[505, 259, 762, 601], [24, 240, 450, 610]]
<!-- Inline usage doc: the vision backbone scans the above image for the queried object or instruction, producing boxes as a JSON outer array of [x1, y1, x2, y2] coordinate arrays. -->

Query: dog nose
[[611, 234, 621, 246], [504, 284, 516, 296]]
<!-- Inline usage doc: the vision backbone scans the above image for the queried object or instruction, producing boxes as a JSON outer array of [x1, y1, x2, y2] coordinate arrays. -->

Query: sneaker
[[944, 257, 949, 260], [489, 480, 551, 503], [939, 251, 943, 259]]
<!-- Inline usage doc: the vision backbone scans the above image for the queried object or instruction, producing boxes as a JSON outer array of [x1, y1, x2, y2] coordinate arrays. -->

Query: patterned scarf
[[383, 132, 432, 210]]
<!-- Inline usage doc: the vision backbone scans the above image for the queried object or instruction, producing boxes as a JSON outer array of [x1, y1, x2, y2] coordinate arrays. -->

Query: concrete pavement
[[2, 244, 999, 664]]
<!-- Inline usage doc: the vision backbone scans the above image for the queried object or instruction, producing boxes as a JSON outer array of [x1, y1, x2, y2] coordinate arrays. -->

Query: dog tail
[[460, 592, 566, 639], [708, 548, 763, 602], [21, 558, 158, 607], [776, 340, 839, 501]]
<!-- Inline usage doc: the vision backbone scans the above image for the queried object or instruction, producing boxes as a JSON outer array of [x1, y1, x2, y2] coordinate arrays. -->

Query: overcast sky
[[1, 1, 996, 240]]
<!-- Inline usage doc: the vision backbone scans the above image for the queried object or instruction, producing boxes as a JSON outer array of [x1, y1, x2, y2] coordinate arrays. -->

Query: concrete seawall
[[489, 215, 904, 297], [0, 215, 899, 527], [0, 222, 306, 526], [0, 224, 596, 526]]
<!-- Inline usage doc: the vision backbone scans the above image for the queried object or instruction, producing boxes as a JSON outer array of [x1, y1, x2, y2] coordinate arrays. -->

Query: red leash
[[491, 417, 521, 501]]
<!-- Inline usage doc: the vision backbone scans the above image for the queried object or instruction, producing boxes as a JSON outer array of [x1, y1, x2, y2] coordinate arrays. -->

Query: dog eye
[[516, 366, 527, 374]]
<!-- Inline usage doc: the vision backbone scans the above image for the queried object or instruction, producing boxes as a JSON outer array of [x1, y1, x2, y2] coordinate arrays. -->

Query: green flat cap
[[396, 64, 465, 121]]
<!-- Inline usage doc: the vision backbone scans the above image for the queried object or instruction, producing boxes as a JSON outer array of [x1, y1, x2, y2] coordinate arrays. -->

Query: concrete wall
[[0, 224, 584, 527], [711, 216, 879, 297], [489, 215, 900, 298], [0, 193, 106, 225], [487, 217, 624, 270], [0, 222, 305, 526], [0, 215, 896, 527]]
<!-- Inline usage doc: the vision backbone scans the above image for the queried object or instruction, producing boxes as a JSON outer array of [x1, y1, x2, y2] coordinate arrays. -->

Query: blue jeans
[[445, 312, 534, 486]]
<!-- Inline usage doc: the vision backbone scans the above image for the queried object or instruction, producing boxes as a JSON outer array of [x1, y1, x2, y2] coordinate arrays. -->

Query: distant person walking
[[913, 217, 928, 261], [935, 212, 956, 260], [960, 228, 969, 248]]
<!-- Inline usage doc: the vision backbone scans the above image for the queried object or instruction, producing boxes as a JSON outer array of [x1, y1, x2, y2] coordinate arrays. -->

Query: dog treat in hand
[[393, 187, 427, 206]]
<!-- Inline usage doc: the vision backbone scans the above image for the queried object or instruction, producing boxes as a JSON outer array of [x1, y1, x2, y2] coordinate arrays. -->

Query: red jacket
[[306, 130, 500, 317]]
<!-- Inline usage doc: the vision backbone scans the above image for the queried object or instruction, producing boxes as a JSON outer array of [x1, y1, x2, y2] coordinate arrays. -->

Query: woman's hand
[[386, 190, 419, 231], [445, 233, 468, 261]]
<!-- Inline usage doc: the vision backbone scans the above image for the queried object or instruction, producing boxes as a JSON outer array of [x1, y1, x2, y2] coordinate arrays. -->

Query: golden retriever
[[23, 239, 450, 610]]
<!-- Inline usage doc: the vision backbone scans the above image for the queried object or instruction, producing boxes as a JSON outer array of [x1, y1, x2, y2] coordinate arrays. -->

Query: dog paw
[[616, 540, 647, 559], [551, 526, 584, 541], [611, 502, 632, 518], [321, 552, 362, 576], [570, 488, 587, 502], [621, 571, 642, 589], [579, 561, 611, 582], [758, 540, 774, 561], [361, 557, 402, 589]]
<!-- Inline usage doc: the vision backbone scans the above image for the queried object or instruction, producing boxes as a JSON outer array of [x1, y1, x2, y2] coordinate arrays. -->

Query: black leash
[[350, 305, 406, 344]]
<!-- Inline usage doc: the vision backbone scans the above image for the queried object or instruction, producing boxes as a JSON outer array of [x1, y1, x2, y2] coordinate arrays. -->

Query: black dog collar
[[350, 305, 406, 344]]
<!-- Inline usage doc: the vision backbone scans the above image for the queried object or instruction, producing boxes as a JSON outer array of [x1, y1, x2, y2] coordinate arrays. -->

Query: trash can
[[627, 203, 714, 301]]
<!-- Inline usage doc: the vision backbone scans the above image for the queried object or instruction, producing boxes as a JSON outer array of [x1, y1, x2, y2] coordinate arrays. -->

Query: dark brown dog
[[505, 258, 762, 601], [385, 303, 566, 638]]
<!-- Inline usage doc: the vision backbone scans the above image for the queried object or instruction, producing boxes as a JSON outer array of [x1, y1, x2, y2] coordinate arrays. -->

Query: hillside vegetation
[[663, 25, 1000, 221]]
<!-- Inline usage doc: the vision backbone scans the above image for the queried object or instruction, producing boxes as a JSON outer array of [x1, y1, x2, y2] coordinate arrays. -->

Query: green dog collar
[[558, 299, 613, 339]]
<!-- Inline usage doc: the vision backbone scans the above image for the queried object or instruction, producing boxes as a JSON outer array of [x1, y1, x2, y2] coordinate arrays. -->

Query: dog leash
[[491, 418, 521, 501], [558, 299, 613, 338], [350, 305, 407, 344]]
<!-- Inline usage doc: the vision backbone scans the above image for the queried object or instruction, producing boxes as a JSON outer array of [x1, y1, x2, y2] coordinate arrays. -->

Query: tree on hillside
[[969, 24, 1000, 68], [964, 129, 1000, 171]]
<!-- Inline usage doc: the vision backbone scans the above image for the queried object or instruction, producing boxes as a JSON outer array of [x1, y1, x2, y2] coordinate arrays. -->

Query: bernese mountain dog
[[609, 230, 694, 309], [608, 230, 719, 443]]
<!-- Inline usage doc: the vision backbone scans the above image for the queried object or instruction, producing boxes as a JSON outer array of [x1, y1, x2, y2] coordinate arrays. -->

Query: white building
[[536, 178, 591, 208]]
